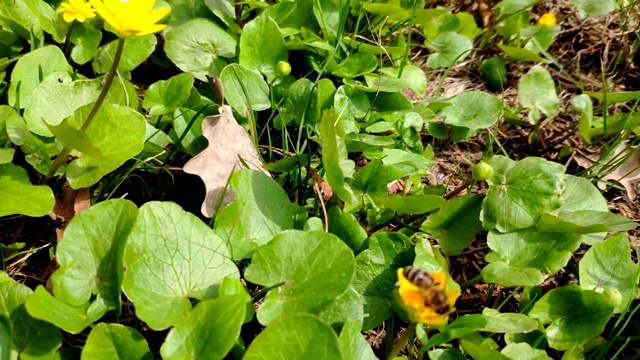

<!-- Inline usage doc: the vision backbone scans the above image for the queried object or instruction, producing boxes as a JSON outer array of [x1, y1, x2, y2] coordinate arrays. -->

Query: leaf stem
[[386, 322, 416, 360], [43, 37, 125, 183]]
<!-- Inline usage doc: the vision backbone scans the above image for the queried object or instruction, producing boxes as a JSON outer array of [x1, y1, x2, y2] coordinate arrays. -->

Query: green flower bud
[[472, 162, 494, 181], [276, 61, 291, 76], [602, 288, 622, 308]]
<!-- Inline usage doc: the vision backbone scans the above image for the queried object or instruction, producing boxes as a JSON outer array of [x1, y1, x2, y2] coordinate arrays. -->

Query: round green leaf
[[572, 0, 618, 18], [351, 232, 414, 330], [165, 18, 237, 81], [579, 233, 640, 313], [425, 308, 538, 348], [239, 15, 288, 82], [244, 230, 356, 326], [81, 324, 152, 360], [0, 276, 62, 358], [0, 163, 54, 217], [327, 205, 368, 253], [518, 66, 558, 124], [332, 52, 378, 78], [160, 295, 246, 360], [4, 107, 54, 175], [481, 156, 565, 232], [220, 64, 271, 112], [440, 91, 503, 131], [213, 170, 303, 260], [142, 73, 195, 116], [501, 343, 552, 360], [426, 32, 473, 69], [422, 194, 483, 256], [364, 65, 427, 95], [70, 23, 102, 65], [339, 320, 377, 360], [528, 285, 613, 350], [7, 45, 71, 109], [244, 314, 342, 360], [25, 286, 98, 334], [23, 72, 101, 136], [93, 35, 156, 75], [65, 104, 146, 189], [52, 199, 138, 310], [481, 262, 546, 287], [122, 201, 239, 330]]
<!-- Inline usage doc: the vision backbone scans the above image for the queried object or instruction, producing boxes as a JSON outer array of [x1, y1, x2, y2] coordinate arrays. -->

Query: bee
[[403, 266, 453, 315]]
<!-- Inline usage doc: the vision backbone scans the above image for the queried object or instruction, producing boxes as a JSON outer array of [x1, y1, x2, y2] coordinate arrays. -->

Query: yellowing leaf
[[183, 105, 269, 217]]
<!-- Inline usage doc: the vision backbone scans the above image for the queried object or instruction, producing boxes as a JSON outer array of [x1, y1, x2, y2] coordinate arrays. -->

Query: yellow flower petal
[[58, 0, 96, 23], [538, 13, 557, 30], [91, 0, 171, 37]]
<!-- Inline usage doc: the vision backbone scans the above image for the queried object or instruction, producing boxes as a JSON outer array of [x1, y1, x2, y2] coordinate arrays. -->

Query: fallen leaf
[[574, 143, 640, 199], [183, 105, 270, 217]]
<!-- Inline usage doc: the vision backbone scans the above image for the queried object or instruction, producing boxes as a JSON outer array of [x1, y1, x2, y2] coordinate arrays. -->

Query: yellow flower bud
[[538, 13, 557, 30]]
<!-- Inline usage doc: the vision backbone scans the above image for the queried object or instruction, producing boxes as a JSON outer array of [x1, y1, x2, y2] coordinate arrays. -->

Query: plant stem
[[62, 22, 77, 58], [386, 322, 416, 360], [444, 178, 473, 200], [43, 37, 125, 183]]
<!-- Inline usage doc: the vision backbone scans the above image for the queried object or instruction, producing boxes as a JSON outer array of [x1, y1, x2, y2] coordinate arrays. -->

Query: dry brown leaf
[[49, 185, 92, 242], [183, 105, 270, 217], [574, 143, 640, 199]]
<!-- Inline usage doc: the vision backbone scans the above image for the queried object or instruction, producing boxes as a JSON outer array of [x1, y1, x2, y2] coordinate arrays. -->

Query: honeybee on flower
[[396, 267, 460, 325]]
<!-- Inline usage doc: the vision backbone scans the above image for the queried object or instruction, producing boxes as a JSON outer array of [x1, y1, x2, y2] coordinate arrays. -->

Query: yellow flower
[[58, 0, 96, 23], [396, 268, 460, 325], [538, 13, 557, 30], [89, 0, 171, 38]]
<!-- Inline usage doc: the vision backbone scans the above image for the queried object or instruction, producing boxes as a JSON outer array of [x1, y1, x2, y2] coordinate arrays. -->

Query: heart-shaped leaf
[[82, 324, 152, 360]]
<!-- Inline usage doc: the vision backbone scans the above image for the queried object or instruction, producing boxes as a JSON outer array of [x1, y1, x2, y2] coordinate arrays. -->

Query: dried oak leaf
[[183, 105, 270, 217], [574, 143, 640, 199]]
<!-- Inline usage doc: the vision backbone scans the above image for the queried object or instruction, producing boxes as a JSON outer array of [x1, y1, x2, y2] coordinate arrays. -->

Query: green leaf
[[584, 90, 640, 103], [501, 343, 552, 360], [25, 286, 99, 334], [4, 109, 54, 175], [363, 65, 427, 95], [482, 156, 564, 232], [570, 94, 593, 144], [214, 170, 303, 260], [319, 287, 364, 332], [496, 0, 540, 15], [93, 35, 156, 75], [142, 73, 194, 116], [165, 18, 236, 81], [82, 324, 152, 360], [244, 314, 341, 360], [579, 233, 640, 313], [218, 278, 254, 323], [482, 228, 581, 286], [65, 104, 146, 189], [319, 110, 359, 212], [332, 52, 378, 78], [244, 230, 355, 325], [239, 15, 288, 83], [0, 276, 61, 359], [69, 23, 102, 65], [536, 211, 635, 234], [122, 201, 239, 330], [426, 32, 473, 69], [571, 0, 618, 18], [428, 348, 467, 360], [339, 320, 377, 360], [518, 66, 558, 123], [52, 199, 137, 312], [327, 206, 368, 253], [221, 64, 271, 112], [352, 232, 414, 330], [0, 314, 9, 360], [23, 72, 101, 137], [7, 45, 71, 108], [498, 44, 544, 62], [0, 163, 54, 217], [0, 149, 13, 164], [422, 194, 484, 256], [440, 91, 503, 131], [425, 308, 539, 348], [335, 85, 371, 122], [160, 295, 246, 360], [47, 123, 104, 160], [528, 285, 613, 350], [378, 194, 445, 216], [482, 262, 546, 287], [281, 78, 315, 124]]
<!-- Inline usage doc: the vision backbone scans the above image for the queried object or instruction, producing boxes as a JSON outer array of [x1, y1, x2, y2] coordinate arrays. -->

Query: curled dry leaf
[[574, 143, 640, 199], [183, 105, 270, 217]]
